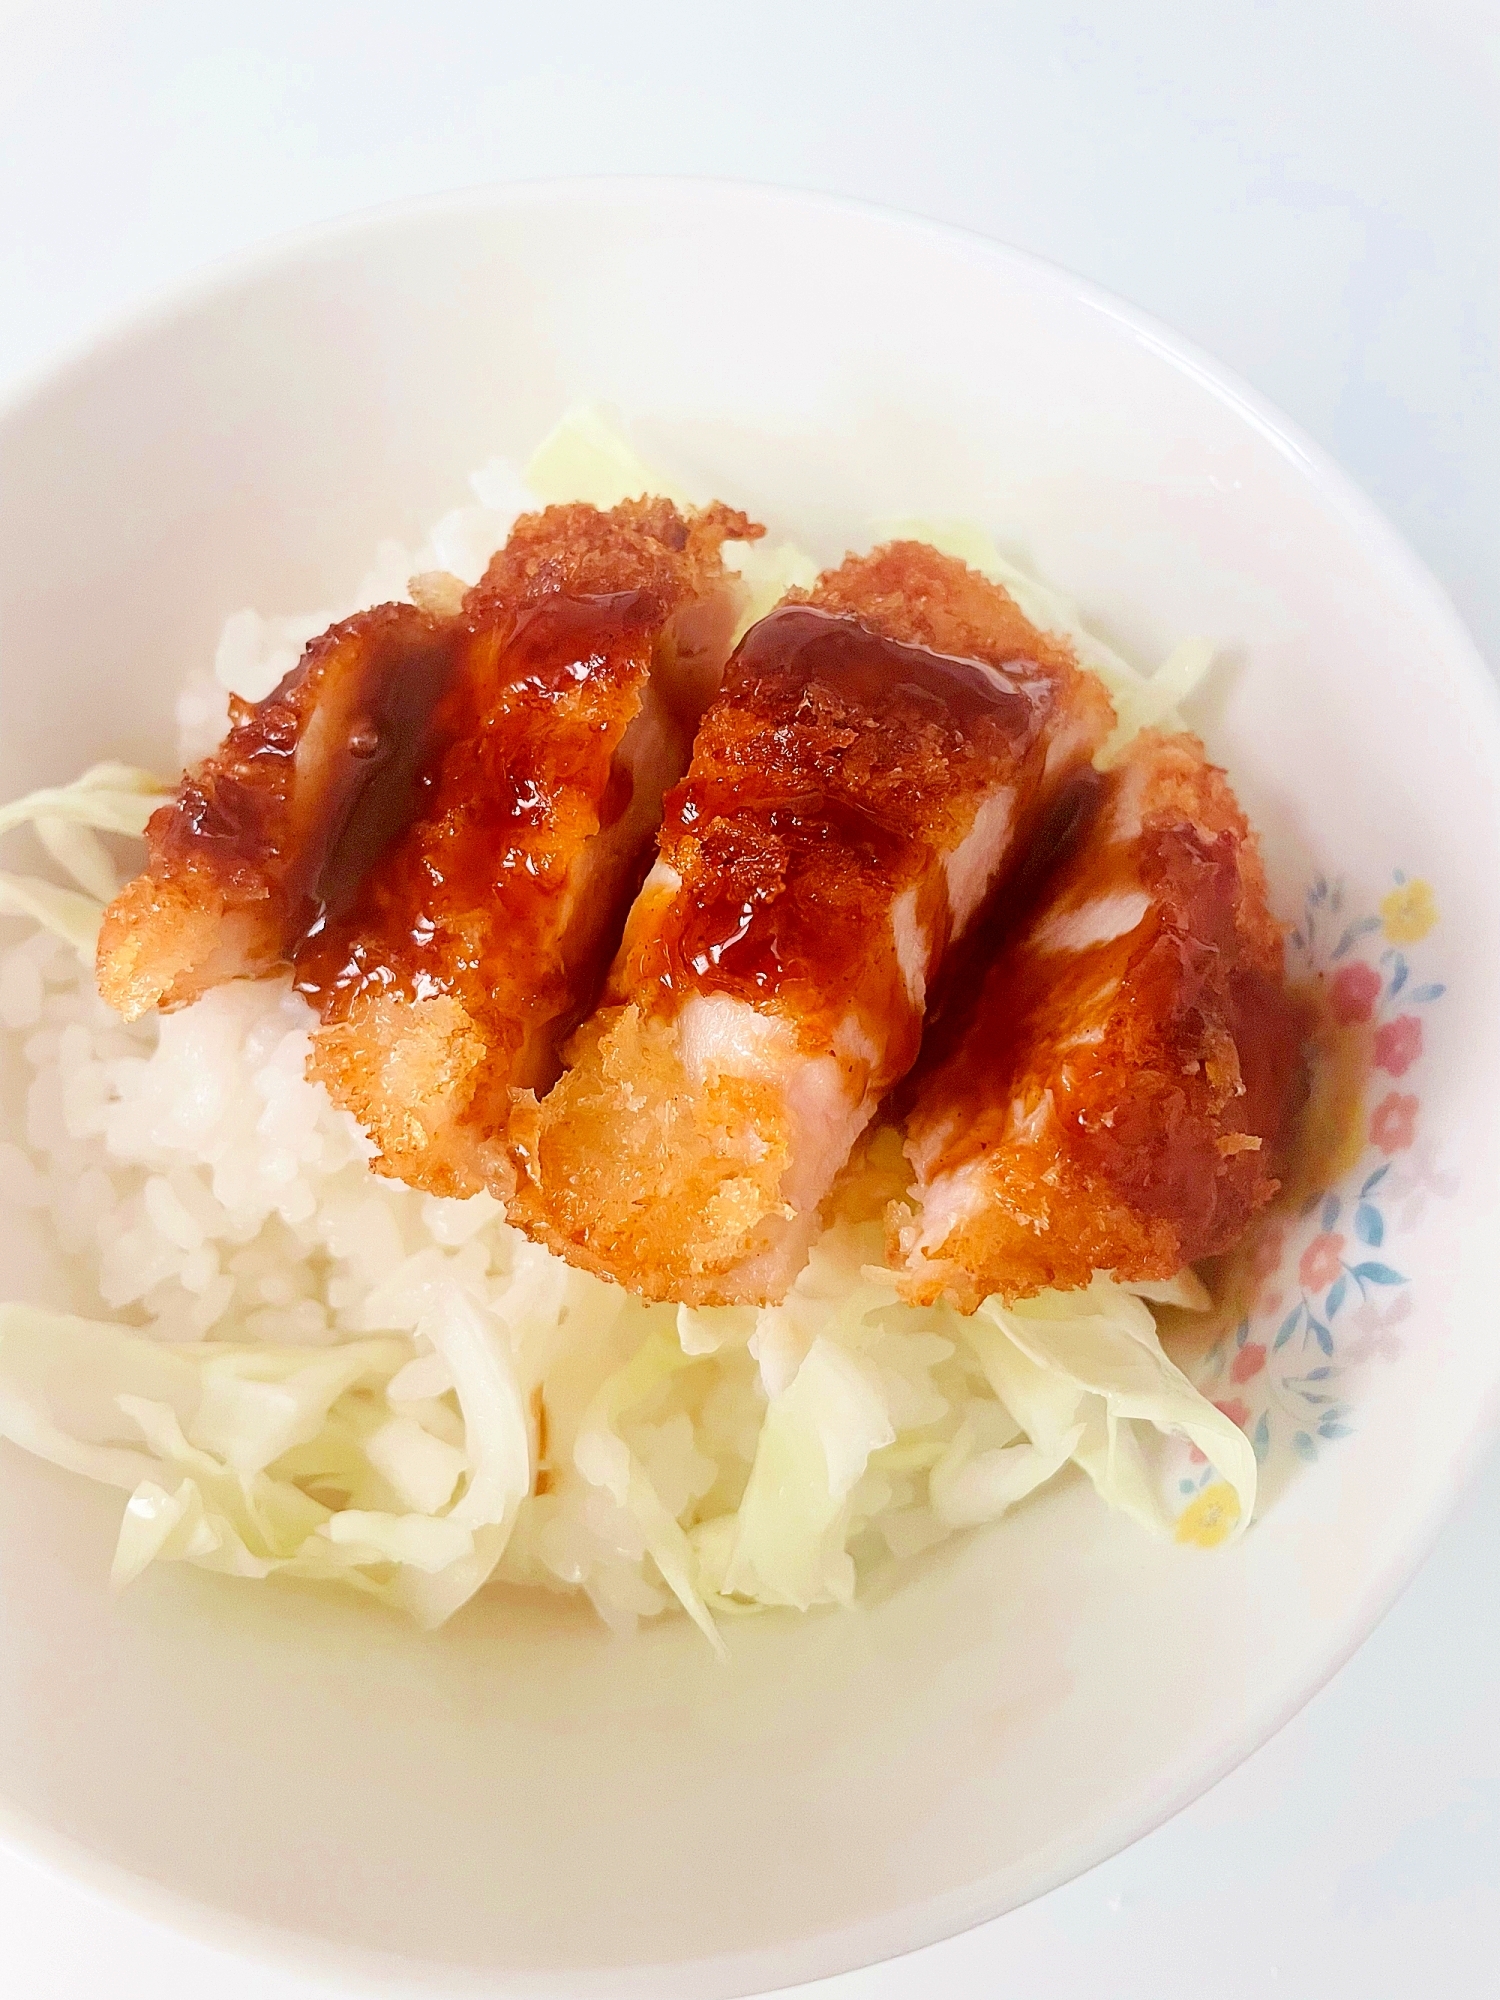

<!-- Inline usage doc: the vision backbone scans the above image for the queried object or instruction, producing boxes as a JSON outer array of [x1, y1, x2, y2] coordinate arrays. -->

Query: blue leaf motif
[[1234, 1317, 1249, 1349], [1318, 1420, 1354, 1440], [1409, 983, 1446, 1004], [1274, 1305, 1302, 1350], [1252, 1413, 1270, 1462], [1355, 1203, 1384, 1247], [1332, 915, 1382, 959], [1320, 1192, 1341, 1231], [1291, 927, 1306, 952], [1312, 1319, 1334, 1357], [1361, 1163, 1390, 1198], [1179, 1478, 1197, 1495], [1304, 1366, 1333, 1381], [1354, 1262, 1404, 1287], [1293, 1431, 1317, 1462], [1389, 956, 1409, 998], [1326, 1274, 1348, 1319]]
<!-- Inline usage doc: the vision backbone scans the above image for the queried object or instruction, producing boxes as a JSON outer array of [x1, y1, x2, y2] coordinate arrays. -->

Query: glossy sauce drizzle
[[638, 603, 1050, 1030], [291, 615, 465, 940], [152, 603, 462, 952], [295, 589, 659, 1039]]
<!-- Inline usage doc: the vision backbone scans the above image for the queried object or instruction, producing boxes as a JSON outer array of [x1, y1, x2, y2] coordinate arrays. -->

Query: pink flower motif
[[1330, 961, 1381, 1025], [1214, 1397, 1251, 1430], [1299, 1232, 1345, 1292], [1373, 1014, 1423, 1077], [1386, 1137, 1459, 1228], [1256, 1286, 1285, 1320], [1371, 1091, 1419, 1154], [1230, 1342, 1267, 1384], [1345, 1292, 1412, 1365]]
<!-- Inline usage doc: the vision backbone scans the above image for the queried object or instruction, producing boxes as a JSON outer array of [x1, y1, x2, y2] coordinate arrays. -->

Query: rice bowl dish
[[0, 181, 1495, 1997]]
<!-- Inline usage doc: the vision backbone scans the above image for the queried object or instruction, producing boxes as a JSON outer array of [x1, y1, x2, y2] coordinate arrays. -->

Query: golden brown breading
[[803, 538, 1085, 682], [890, 730, 1308, 1309], [506, 542, 1115, 1304]]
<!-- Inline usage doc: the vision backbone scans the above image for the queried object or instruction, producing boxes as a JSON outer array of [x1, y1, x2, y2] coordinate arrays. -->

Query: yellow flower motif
[[1381, 878, 1437, 945], [1175, 1481, 1241, 1548]]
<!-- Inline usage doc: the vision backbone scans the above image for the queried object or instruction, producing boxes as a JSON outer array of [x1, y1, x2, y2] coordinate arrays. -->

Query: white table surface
[[1, 3, 1496, 1993]]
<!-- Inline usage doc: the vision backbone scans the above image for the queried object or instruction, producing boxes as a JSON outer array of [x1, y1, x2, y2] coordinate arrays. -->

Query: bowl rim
[[1, 170, 1498, 2000]]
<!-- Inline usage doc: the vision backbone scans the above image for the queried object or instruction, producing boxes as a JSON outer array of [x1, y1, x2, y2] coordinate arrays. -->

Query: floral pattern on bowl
[[1173, 871, 1453, 1543]]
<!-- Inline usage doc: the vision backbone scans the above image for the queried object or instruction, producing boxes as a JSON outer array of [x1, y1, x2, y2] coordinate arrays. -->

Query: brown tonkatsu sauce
[[295, 589, 659, 1025], [632, 604, 1053, 1033], [735, 603, 1041, 732], [294, 610, 466, 936], [152, 602, 460, 952]]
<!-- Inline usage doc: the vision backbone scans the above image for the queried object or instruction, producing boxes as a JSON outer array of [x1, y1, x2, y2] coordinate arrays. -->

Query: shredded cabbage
[[0, 1062, 1246, 1636], [573, 1326, 724, 1652], [0, 1291, 532, 1628], [726, 537, 820, 640], [967, 1277, 1254, 1539], [719, 1336, 893, 1610], [0, 762, 171, 954], [0, 761, 170, 843], [698, 1223, 1245, 1615], [526, 405, 695, 510]]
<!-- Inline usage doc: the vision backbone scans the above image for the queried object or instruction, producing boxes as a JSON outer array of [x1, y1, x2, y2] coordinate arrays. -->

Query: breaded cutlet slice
[[506, 540, 1115, 1305], [296, 498, 759, 1196], [890, 730, 1308, 1311], [96, 600, 458, 1021]]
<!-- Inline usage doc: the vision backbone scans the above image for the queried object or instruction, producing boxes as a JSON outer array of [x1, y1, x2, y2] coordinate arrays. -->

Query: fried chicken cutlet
[[506, 541, 1116, 1306], [890, 730, 1308, 1310], [98, 497, 760, 1194], [96, 600, 459, 1020]]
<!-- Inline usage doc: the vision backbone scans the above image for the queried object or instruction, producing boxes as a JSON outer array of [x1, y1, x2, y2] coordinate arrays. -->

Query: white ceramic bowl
[[0, 180, 1497, 1999]]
